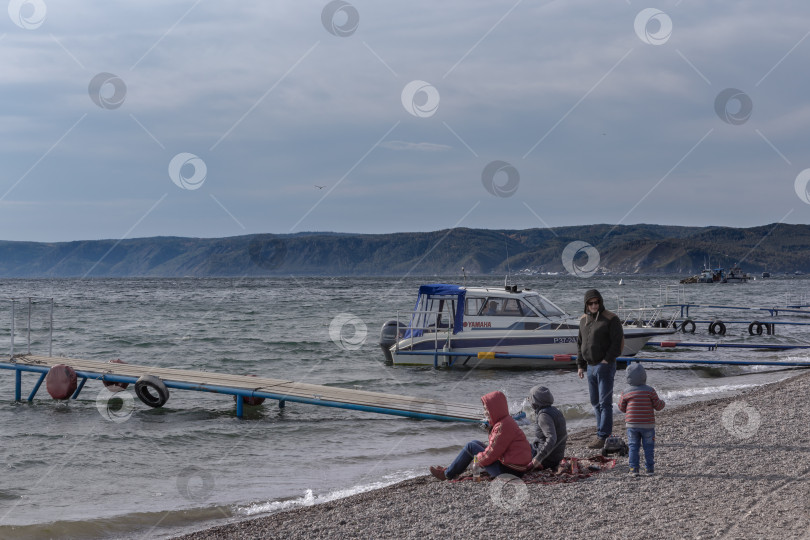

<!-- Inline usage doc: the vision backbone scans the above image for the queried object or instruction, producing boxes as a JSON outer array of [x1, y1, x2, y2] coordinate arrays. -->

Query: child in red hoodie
[[618, 362, 665, 476], [430, 391, 532, 480]]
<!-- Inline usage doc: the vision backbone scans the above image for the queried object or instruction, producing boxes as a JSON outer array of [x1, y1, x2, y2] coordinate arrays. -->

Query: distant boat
[[725, 265, 750, 284], [680, 266, 726, 284], [699, 267, 726, 283], [762, 271, 770, 278], [618, 278, 624, 286], [697, 267, 719, 283]]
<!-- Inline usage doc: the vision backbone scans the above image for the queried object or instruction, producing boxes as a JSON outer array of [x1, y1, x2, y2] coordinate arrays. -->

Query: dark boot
[[429, 466, 447, 481], [586, 436, 606, 449]]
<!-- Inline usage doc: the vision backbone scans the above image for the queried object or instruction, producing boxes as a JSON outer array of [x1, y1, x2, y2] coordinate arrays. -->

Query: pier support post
[[236, 397, 243, 418], [11, 299, 15, 357], [49, 299, 53, 357], [279, 400, 286, 409], [71, 378, 87, 399], [15, 368, 21, 402], [28, 372, 46, 402], [27, 297, 31, 355]]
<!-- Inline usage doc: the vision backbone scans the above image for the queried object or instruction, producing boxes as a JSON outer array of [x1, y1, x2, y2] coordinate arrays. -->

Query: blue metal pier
[[647, 340, 810, 351], [660, 303, 810, 318], [0, 355, 482, 422]]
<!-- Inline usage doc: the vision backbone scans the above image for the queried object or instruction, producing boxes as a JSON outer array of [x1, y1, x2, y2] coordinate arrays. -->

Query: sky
[[2, 0, 810, 242]]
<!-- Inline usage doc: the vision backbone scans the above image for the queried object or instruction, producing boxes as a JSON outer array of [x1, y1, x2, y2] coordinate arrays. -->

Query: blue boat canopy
[[404, 284, 466, 338], [417, 283, 465, 298]]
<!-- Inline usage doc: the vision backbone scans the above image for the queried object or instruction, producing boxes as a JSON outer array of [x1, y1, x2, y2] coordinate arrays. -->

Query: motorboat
[[379, 284, 676, 369]]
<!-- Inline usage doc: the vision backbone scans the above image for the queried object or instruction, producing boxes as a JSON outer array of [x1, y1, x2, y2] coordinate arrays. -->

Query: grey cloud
[[2, 1, 810, 241]]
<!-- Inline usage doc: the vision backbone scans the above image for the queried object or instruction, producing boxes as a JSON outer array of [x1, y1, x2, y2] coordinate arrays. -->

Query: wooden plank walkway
[[4, 355, 484, 422]]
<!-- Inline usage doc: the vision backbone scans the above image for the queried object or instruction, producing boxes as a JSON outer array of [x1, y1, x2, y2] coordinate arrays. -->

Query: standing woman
[[576, 289, 624, 449]]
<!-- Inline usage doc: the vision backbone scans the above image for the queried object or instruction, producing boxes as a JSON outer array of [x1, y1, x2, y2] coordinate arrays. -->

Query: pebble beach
[[174, 369, 810, 539]]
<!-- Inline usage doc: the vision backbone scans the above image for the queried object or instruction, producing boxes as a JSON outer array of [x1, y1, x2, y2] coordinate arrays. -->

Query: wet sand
[[174, 370, 810, 539]]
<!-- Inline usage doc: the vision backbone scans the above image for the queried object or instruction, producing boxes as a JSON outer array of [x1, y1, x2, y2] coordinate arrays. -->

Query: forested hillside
[[0, 223, 805, 277]]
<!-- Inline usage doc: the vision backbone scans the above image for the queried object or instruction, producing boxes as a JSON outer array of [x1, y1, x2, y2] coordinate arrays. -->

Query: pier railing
[[785, 291, 810, 308], [616, 306, 677, 328], [4, 297, 54, 357]]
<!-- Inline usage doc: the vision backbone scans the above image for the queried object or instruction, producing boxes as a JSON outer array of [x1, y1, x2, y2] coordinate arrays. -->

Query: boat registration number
[[553, 337, 577, 344]]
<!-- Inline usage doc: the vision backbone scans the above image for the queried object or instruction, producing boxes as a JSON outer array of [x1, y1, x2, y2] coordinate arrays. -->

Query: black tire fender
[[748, 321, 763, 336], [135, 375, 170, 408], [680, 319, 696, 334], [709, 320, 726, 336]]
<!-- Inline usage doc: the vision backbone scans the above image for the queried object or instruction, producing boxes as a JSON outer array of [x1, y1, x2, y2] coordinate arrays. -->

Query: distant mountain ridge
[[0, 223, 807, 277]]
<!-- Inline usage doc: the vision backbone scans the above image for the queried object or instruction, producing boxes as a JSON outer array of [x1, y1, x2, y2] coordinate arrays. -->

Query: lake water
[[0, 275, 808, 539]]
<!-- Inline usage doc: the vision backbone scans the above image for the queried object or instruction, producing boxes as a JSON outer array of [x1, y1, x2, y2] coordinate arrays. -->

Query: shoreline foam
[[173, 369, 810, 539]]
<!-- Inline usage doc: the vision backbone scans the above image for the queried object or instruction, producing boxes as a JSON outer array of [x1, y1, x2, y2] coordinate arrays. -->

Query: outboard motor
[[379, 320, 406, 363]]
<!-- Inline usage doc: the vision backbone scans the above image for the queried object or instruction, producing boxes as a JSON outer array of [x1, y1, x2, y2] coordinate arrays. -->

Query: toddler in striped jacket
[[618, 362, 665, 476]]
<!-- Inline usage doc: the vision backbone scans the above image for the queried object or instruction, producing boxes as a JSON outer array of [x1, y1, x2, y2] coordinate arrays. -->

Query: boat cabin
[[403, 284, 571, 338]]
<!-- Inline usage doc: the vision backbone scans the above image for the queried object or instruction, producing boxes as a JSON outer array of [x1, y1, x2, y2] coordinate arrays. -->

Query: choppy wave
[[0, 490, 22, 501], [659, 382, 759, 401], [0, 505, 234, 540], [237, 471, 419, 517]]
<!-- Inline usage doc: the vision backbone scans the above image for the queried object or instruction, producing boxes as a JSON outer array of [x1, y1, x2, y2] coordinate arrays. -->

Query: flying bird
[[315, 185, 325, 189]]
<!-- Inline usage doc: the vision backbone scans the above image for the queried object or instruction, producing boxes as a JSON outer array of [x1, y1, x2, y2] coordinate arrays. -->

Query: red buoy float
[[46, 364, 78, 400], [233, 374, 265, 406], [103, 358, 129, 391]]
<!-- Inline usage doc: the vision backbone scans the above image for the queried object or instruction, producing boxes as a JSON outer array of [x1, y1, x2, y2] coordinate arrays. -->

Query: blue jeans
[[627, 427, 655, 471], [445, 440, 516, 479], [587, 362, 616, 439]]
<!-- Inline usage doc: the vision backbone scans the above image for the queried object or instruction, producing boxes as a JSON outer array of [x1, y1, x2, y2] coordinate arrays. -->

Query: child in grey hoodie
[[528, 385, 568, 470], [618, 362, 665, 476]]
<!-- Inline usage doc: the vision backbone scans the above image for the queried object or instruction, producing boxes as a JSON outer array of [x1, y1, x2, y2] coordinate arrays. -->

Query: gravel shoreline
[[174, 370, 810, 539]]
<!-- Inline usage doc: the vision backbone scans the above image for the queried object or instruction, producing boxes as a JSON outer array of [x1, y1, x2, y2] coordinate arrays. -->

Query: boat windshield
[[464, 293, 566, 320], [466, 297, 535, 317], [523, 294, 567, 319]]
